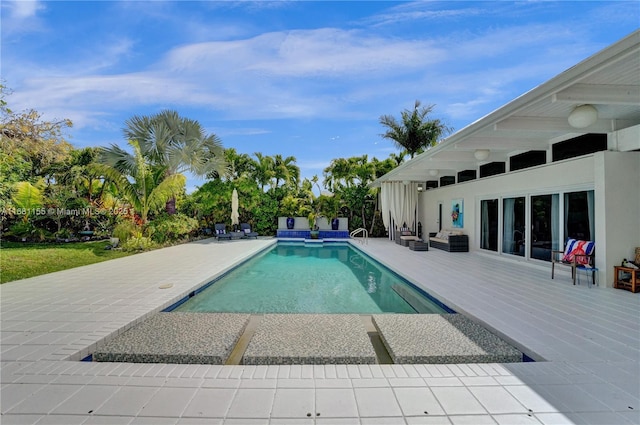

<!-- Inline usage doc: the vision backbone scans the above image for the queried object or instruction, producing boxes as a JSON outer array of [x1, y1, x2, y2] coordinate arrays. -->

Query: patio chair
[[214, 223, 232, 241], [551, 239, 595, 285], [240, 223, 258, 239]]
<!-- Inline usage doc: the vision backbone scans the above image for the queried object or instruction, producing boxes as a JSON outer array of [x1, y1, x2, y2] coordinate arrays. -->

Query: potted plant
[[308, 211, 320, 239]]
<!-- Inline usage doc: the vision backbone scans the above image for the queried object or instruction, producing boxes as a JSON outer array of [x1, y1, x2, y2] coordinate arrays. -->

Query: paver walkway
[[1, 237, 639, 424]]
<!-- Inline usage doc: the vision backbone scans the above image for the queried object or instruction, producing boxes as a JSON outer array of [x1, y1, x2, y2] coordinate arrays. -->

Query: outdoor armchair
[[214, 223, 232, 241]]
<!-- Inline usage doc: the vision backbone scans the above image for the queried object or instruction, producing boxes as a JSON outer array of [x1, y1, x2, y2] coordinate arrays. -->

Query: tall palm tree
[[122, 110, 227, 213], [95, 140, 186, 224], [272, 154, 299, 189], [379, 100, 452, 158], [251, 152, 274, 192]]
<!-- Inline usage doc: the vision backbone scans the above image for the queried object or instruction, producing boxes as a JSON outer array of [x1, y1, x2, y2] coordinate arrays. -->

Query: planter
[[310, 230, 320, 239], [331, 218, 339, 230], [286, 217, 295, 229]]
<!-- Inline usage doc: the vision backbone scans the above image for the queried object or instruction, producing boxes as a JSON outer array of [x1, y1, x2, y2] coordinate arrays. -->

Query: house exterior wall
[[418, 151, 640, 287]]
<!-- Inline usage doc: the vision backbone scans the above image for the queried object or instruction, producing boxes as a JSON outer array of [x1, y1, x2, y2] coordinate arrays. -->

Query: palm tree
[[379, 100, 452, 158], [122, 110, 227, 213], [95, 140, 186, 224], [251, 152, 274, 192], [272, 154, 299, 189]]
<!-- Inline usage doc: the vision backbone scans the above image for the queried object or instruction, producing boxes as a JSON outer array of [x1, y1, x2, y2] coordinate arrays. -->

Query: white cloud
[[5, 0, 43, 19]]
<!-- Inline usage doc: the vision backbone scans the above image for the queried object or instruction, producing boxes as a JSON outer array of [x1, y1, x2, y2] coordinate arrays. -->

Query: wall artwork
[[451, 199, 464, 228]]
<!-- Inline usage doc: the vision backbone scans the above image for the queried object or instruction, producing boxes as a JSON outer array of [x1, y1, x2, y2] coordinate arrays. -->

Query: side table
[[614, 266, 639, 293]]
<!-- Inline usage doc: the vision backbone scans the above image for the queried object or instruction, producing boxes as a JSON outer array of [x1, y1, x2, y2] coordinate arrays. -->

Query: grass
[[0, 240, 135, 284]]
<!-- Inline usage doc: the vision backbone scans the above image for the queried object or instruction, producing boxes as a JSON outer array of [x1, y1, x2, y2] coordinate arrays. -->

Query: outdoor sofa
[[429, 229, 469, 252]]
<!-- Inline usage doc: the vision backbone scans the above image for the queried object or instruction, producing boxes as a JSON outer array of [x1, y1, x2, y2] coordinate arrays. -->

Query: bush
[[113, 220, 139, 243], [147, 213, 199, 244], [121, 236, 156, 252]]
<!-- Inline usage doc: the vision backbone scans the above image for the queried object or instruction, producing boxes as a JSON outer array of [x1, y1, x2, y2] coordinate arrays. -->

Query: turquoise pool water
[[173, 243, 449, 314]]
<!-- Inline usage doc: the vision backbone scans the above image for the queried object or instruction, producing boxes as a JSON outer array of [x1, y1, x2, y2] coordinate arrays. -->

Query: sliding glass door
[[480, 199, 498, 251], [530, 194, 559, 261], [503, 197, 525, 257]]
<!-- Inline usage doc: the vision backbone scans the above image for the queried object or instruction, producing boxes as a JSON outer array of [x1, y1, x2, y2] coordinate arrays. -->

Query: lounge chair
[[214, 223, 232, 241], [240, 223, 258, 239]]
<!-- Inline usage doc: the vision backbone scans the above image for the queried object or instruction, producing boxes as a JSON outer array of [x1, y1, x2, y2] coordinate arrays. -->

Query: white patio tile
[[1, 415, 46, 424], [491, 414, 541, 424], [315, 418, 360, 425], [94, 386, 159, 416], [423, 377, 463, 387], [393, 387, 445, 416], [448, 415, 497, 424], [431, 387, 486, 415], [130, 417, 177, 425], [35, 414, 87, 424], [226, 388, 276, 418], [51, 385, 118, 414], [182, 388, 235, 418], [271, 388, 315, 418], [534, 384, 610, 412], [224, 420, 268, 425], [405, 416, 452, 425], [388, 378, 426, 387], [137, 387, 197, 417], [315, 388, 359, 418], [82, 415, 133, 425], [176, 418, 223, 425], [360, 417, 406, 425], [353, 387, 403, 417], [469, 386, 528, 414], [503, 386, 560, 413], [533, 412, 575, 424], [0, 383, 44, 413], [7, 384, 81, 414]]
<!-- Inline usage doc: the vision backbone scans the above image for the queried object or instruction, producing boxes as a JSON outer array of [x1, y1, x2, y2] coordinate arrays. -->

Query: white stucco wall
[[417, 151, 640, 287], [595, 151, 640, 286]]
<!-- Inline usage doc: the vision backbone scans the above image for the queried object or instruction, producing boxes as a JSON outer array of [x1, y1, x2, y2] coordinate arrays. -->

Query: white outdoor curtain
[[231, 189, 239, 226], [481, 200, 489, 249], [380, 182, 392, 235], [379, 181, 418, 239], [587, 190, 594, 240], [551, 194, 559, 251], [503, 198, 515, 254]]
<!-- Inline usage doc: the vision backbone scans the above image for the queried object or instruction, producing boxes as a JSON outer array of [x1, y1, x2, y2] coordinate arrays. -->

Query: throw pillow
[[216, 229, 225, 235], [244, 228, 251, 234]]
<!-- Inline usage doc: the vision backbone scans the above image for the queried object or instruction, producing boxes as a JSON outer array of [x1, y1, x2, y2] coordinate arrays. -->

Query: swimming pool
[[172, 242, 451, 314]]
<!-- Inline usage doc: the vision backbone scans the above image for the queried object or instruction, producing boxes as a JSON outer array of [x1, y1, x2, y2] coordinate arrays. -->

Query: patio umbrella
[[231, 188, 239, 228]]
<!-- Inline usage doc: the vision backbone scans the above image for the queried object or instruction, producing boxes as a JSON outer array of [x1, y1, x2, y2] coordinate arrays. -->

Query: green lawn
[[0, 240, 135, 284]]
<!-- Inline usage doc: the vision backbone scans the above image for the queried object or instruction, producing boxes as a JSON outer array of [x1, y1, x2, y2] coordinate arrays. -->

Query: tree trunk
[[165, 197, 176, 215]]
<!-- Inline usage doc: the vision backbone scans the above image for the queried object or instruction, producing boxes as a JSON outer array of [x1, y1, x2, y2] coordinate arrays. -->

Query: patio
[[1, 237, 638, 424]]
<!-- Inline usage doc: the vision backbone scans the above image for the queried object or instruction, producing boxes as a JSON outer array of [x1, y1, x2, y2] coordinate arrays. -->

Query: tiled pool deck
[[1, 237, 639, 424]]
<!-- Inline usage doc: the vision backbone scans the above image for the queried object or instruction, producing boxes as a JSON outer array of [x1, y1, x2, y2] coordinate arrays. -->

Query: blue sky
[[2, 1, 638, 192]]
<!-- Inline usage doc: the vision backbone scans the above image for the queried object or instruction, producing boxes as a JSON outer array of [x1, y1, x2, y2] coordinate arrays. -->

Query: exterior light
[[568, 104, 598, 128], [474, 149, 490, 161], [417, 183, 424, 192], [428, 169, 439, 177], [403, 180, 411, 186]]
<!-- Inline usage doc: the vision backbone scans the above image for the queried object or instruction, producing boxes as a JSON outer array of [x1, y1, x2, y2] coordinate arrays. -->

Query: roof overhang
[[371, 30, 640, 187]]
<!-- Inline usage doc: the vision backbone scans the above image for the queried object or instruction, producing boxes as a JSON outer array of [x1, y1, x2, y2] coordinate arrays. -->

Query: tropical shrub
[[112, 220, 139, 243], [121, 235, 156, 252], [147, 213, 199, 244]]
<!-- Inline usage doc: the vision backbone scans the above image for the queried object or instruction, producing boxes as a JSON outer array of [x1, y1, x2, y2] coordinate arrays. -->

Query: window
[[510, 151, 546, 171], [480, 162, 506, 178], [565, 191, 594, 241], [552, 134, 607, 162]]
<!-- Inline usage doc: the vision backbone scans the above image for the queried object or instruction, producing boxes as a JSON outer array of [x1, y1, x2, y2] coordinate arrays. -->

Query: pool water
[[173, 243, 448, 314]]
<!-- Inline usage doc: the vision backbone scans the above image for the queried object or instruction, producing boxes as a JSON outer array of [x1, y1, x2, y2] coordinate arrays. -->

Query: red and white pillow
[[562, 239, 595, 265]]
